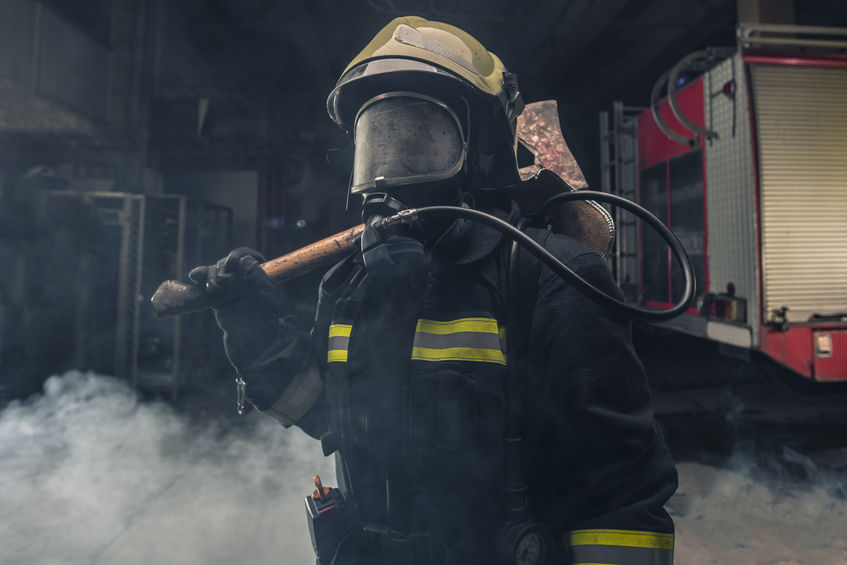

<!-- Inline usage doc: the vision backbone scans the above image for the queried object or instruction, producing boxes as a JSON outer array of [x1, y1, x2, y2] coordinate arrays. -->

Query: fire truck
[[600, 24, 847, 384]]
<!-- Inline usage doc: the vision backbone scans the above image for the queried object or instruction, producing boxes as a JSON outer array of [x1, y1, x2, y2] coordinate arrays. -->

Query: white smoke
[[670, 452, 847, 564], [0, 370, 333, 565], [3, 371, 847, 564]]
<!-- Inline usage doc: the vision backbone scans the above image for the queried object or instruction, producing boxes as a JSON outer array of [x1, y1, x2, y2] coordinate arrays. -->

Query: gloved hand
[[188, 247, 282, 370]]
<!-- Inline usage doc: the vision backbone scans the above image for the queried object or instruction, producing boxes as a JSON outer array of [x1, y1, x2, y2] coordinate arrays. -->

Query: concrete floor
[[1, 371, 846, 565]]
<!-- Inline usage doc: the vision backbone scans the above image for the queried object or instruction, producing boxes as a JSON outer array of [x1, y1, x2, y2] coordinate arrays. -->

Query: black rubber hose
[[383, 191, 695, 321]]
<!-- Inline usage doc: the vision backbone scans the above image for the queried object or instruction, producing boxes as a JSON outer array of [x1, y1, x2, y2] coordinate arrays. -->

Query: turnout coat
[[241, 202, 677, 565]]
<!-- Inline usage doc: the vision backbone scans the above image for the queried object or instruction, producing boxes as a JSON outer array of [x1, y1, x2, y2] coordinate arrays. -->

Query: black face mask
[[352, 92, 469, 277]]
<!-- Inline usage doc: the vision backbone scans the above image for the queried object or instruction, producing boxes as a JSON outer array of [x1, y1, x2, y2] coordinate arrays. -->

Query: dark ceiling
[[158, 0, 847, 185]]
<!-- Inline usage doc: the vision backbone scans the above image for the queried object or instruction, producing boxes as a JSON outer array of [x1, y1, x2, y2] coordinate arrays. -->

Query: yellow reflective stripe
[[327, 323, 351, 363], [411, 346, 505, 365], [567, 529, 675, 551], [413, 317, 505, 365], [328, 324, 352, 338], [415, 317, 499, 335], [327, 349, 348, 363], [498, 325, 507, 355]]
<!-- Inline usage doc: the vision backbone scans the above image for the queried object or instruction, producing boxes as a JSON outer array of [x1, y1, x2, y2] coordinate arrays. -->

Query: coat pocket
[[434, 368, 476, 451]]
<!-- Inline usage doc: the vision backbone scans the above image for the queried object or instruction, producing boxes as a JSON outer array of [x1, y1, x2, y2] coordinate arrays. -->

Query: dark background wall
[[2, 0, 847, 396]]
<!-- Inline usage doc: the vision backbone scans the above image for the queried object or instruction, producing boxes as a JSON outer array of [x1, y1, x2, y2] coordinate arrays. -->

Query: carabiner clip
[[235, 374, 249, 416]]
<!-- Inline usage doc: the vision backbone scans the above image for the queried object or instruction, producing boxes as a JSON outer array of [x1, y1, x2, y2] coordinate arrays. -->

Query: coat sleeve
[[235, 319, 323, 428], [237, 265, 346, 440], [523, 234, 677, 565]]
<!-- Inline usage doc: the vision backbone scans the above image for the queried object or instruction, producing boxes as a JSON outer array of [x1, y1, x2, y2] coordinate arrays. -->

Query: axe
[[151, 100, 606, 319]]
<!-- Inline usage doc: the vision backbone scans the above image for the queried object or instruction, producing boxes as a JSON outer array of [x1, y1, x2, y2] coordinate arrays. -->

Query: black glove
[[188, 247, 282, 370]]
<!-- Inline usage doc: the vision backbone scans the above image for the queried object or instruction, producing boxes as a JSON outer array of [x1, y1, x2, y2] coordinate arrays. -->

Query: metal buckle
[[235, 374, 249, 415]]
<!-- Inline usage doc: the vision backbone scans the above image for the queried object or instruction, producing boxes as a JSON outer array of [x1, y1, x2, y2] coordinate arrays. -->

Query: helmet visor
[[351, 94, 466, 193]]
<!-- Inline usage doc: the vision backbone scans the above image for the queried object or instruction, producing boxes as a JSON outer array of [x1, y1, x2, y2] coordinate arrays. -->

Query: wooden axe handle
[[151, 224, 364, 319]]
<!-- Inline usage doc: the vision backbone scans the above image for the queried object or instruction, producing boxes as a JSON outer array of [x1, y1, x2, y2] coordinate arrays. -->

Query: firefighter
[[190, 16, 677, 565]]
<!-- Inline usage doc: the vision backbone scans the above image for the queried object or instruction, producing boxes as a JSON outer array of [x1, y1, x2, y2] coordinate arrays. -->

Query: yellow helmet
[[327, 16, 525, 187]]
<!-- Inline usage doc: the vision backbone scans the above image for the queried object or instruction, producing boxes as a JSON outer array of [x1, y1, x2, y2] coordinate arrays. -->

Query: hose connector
[[376, 208, 420, 233]]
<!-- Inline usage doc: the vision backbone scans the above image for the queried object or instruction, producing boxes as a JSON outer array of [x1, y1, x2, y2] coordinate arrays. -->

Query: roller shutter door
[[751, 64, 847, 323]]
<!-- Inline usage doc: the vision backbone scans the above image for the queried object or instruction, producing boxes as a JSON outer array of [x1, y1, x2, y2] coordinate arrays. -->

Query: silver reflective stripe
[[393, 24, 480, 76], [262, 357, 323, 427], [412, 330, 502, 351], [570, 544, 673, 565], [327, 335, 350, 351]]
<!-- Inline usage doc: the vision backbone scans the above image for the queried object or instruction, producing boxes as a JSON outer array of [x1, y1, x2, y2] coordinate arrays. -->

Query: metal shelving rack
[[27, 191, 233, 401], [599, 101, 643, 300]]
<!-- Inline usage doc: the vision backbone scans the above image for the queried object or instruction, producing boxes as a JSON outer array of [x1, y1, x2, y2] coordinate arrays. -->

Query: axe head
[[509, 100, 614, 258]]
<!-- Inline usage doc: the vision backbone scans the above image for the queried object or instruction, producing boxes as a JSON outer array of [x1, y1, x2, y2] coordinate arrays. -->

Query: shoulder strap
[[503, 223, 549, 518], [320, 266, 369, 457], [509, 225, 549, 364], [507, 226, 549, 412]]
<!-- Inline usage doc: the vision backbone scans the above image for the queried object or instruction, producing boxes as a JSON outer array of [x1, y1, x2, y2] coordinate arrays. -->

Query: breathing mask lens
[[351, 94, 465, 193]]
